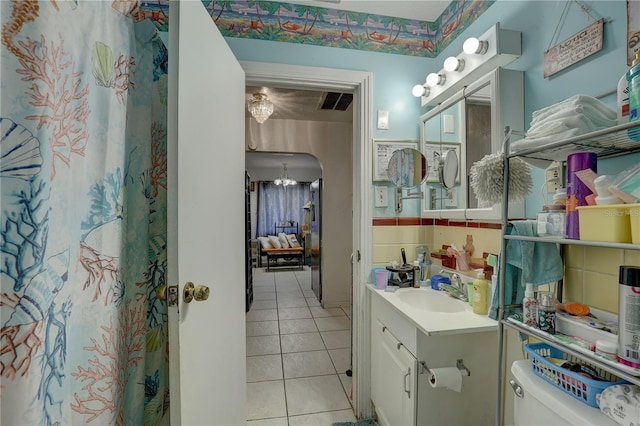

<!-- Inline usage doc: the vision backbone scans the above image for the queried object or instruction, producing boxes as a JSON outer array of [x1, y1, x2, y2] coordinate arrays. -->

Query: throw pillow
[[268, 235, 282, 248], [286, 234, 301, 248], [257, 236, 272, 249], [278, 232, 290, 248]]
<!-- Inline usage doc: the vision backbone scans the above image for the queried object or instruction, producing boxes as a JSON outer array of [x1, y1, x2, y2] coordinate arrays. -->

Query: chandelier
[[247, 93, 274, 124], [274, 163, 297, 186]]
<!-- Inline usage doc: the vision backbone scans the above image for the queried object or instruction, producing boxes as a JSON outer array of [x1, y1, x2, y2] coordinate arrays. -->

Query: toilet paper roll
[[428, 367, 463, 392]]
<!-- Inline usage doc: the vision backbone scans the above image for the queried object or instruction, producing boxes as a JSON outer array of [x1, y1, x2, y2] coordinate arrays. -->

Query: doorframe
[[242, 61, 373, 419]]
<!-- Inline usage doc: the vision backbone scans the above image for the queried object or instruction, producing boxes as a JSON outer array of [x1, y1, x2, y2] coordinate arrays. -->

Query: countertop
[[367, 284, 498, 336]]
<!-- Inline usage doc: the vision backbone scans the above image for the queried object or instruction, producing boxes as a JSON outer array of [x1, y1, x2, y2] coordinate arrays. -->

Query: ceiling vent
[[319, 92, 353, 111]]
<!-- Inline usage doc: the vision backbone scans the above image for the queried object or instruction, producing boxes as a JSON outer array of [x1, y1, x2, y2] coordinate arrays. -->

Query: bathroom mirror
[[438, 148, 458, 189], [420, 67, 524, 219], [387, 148, 428, 188]]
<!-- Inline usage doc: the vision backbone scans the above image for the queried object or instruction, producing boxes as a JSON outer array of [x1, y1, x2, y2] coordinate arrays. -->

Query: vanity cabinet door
[[371, 320, 417, 426]]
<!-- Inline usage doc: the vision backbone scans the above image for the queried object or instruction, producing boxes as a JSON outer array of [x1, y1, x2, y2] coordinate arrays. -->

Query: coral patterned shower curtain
[[1, 1, 169, 424]]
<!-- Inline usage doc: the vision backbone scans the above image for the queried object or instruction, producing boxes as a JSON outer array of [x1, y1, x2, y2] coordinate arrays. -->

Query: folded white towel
[[530, 104, 617, 130], [526, 114, 597, 139], [531, 94, 616, 125]]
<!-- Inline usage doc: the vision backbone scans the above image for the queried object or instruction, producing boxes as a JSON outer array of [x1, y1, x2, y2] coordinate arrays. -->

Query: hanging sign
[[543, 19, 603, 78]]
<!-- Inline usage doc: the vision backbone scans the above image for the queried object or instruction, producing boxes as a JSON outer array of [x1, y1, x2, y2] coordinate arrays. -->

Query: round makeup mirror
[[438, 148, 458, 189], [387, 148, 428, 188]]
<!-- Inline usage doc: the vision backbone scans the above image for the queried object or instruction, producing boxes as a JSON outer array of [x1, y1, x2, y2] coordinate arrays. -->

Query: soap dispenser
[[472, 272, 489, 315]]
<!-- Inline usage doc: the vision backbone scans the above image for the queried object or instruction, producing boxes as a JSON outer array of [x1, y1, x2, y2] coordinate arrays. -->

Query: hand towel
[[488, 220, 564, 320]]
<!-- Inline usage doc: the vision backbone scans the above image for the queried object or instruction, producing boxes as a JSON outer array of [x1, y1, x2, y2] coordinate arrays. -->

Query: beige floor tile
[[314, 316, 350, 332], [284, 375, 351, 416], [328, 348, 351, 374], [246, 354, 283, 382], [247, 335, 281, 356], [247, 417, 288, 426], [278, 307, 312, 320], [283, 350, 335, 378], [310, 307, 345, 318], [279, 318, 318, 334], [246, 320, 279, 337], [281, 332, 325, 353], [247, 308, 278, 322], [246, 380, 287, 420], [251, 300, 277, 310], [288, 409, 356, 425], [320, 330, 351, 349]]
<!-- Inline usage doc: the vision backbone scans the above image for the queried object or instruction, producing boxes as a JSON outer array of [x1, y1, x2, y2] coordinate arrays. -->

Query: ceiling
[[245, 86, 353, 123], [245, 1, 454, 123], [245, 1, 453, 171]]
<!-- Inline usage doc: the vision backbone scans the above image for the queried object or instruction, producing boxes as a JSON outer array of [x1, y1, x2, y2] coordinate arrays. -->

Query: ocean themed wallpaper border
[[139, 0, 495, 58]]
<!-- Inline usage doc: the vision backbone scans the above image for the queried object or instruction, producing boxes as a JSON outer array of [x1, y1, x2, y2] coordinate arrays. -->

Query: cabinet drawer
[[372, 294, 417, 356]]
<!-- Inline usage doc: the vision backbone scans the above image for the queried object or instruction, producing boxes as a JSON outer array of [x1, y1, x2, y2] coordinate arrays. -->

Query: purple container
[[566, 152, 597, 239]]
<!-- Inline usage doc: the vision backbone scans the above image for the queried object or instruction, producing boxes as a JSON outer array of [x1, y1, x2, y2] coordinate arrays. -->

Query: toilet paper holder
[[419, 358, 471, 377]]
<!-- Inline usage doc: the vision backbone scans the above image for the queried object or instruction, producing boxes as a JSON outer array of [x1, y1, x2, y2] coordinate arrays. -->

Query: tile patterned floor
[[246, 266, 356, 425]]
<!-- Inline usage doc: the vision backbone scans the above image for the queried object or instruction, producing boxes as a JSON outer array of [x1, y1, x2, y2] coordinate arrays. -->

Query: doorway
[[242, 61, 373, 419]]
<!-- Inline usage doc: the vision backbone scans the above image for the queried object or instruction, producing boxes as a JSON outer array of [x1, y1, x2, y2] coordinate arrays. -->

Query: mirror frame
[[420, 67, 524, 220]]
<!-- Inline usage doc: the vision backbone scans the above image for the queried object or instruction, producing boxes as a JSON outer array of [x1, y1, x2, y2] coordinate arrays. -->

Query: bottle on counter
[[537, 291, 556, 334], [522, 283, 538, 327], [413, 261, 420, 288], [472, 272, 489, 315], [627, 50, 640, 140]]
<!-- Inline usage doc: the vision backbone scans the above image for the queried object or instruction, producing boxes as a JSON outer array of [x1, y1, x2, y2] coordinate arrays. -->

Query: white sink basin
[[395, 288, 466, 313]]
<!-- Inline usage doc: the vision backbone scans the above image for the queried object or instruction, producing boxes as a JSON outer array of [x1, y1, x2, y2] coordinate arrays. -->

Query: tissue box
[[598, 384, 640, 425], [536, 211, 566, 237]]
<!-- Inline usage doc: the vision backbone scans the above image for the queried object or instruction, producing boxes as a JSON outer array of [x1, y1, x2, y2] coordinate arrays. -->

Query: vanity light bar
[[418, 22, 521, 107]]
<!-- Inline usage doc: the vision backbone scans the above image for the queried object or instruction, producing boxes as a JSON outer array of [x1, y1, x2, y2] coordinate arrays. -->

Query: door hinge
[[357, 250, 361, 262]]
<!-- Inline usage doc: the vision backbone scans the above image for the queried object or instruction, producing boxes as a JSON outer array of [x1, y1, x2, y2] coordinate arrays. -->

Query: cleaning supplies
[[472, 272, 489, 315], [522, 283, 538, 326], [618, 265, 640, 368], [618, 70, 630, 125], [627, 50, 640, 140]]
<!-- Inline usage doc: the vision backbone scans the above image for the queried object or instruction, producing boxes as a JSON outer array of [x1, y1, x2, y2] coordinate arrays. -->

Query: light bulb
[[443, 56, 464, 72], [463, 37, 488, 55], [412, 84, 429, 97], [426, 73, 445, 87]]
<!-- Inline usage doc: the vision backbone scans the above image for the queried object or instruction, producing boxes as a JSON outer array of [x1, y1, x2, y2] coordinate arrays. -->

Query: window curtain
[[1, 3, 169, 424], [256, 182, 311, 237]]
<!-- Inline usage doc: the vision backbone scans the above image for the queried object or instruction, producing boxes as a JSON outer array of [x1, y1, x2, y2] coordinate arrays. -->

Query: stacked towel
[[488, 221, 564, 320], [510, 95, 617, 160]]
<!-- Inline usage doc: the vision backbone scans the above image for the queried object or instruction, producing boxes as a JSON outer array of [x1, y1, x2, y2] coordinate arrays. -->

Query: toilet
[[510, 360, 618, 425]]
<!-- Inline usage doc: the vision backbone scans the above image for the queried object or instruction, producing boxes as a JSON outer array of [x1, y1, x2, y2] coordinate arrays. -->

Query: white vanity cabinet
[[371, 293, 418, 426], [371, 319, 417, 426], [369, 286, 499, 425]]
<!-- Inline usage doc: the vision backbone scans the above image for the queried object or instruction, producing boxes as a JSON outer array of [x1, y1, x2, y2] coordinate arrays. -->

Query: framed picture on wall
[[372, 139, 419, 181], [423, 142, 461, 183]]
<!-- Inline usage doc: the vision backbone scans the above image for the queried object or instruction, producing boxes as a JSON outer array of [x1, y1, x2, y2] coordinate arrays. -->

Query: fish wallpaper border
[[139, 0, 495, 57]]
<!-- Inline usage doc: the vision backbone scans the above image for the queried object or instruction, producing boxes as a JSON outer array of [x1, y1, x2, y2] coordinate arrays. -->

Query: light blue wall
[[227, 0, 639, 218]]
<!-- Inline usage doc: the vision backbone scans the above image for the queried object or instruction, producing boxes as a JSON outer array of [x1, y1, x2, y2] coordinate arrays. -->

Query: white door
[[167, 1, 246, 424]]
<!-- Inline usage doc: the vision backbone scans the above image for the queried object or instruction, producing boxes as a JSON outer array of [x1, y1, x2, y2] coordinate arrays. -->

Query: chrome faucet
[[438, 269, 467, 301]]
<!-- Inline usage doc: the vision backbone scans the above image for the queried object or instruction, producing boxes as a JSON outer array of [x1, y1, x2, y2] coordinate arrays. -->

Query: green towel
[[489, 220, 564, 320], [333, 419, 377, 426]]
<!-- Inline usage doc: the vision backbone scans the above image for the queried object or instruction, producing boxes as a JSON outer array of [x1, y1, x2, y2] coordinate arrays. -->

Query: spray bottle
[[522, 283, 538, 327]]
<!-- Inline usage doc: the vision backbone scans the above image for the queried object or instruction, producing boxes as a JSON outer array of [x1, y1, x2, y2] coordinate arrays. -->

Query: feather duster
[[469, 152, 533, 203]]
